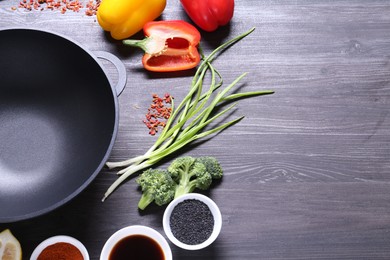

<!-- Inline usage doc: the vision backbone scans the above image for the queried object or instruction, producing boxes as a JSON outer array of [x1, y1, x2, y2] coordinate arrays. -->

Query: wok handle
[[94, 51, 127, 96]]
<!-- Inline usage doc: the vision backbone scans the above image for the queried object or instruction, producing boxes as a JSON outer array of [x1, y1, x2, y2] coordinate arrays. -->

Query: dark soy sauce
[[109, 235, 164, 260]]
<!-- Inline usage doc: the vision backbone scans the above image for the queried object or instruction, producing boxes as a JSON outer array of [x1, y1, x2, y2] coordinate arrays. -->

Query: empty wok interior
[[0, 29, 117, 221]]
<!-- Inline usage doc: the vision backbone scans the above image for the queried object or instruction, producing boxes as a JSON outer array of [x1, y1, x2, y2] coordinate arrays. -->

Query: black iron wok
[[0, 28, 127, 223]]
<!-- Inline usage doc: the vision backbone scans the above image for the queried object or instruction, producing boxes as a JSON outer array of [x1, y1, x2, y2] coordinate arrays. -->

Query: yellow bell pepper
[[97, 0, 166, 40]]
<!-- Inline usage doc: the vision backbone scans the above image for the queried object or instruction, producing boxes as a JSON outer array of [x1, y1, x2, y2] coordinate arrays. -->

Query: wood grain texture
[[1, 0, 390, 259]]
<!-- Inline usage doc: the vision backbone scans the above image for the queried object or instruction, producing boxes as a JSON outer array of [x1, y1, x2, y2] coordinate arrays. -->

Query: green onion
[[103, 27, 274, 201]]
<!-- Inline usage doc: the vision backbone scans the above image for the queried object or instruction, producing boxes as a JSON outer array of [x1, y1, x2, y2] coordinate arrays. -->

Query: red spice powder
[[143, 93, 173, 136], [37, 242, 84, 260]]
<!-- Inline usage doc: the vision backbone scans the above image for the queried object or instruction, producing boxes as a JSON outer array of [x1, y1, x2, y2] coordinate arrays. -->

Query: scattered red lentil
[[143, 93, 173, 136], [15, 0, 100, 16], [85, 0, 100, 16]]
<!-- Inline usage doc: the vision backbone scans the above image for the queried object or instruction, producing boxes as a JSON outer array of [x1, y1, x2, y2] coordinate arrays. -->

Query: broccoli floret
[[136, 156, 224, 209], [136, 168, 176, 210], [167, 156, 195, 181], [167, 156, 212, 199], [196, 156, 223, 179]]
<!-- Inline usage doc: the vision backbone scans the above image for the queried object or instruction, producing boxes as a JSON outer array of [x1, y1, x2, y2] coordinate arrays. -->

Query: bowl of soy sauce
[[100, 225, 172, 260]]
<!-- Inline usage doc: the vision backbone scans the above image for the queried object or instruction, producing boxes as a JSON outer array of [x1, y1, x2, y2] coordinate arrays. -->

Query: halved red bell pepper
[[123, 20, 201, 72], [180, 0, 234, 32]]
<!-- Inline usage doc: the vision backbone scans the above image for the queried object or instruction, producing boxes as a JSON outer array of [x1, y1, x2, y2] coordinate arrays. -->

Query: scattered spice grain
[[170, 199, 214, 245], [37, 242, 83, 260], [143, 93, 173, 136], [15, 0, 100, 16]]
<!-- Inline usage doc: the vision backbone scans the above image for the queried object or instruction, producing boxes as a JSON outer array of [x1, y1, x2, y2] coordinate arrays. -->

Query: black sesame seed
[[170, 199, 214, 245]]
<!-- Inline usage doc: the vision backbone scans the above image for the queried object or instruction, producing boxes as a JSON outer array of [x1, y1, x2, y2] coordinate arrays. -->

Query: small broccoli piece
[[167, 156, 212, 199], [136, 168, 176, 210], [196, 156, 223, 179], [167, 156, 195, 181]]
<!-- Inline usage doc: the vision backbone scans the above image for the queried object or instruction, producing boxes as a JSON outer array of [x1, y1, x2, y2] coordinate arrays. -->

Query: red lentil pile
[[144, 93, 173, 136], [15, 0, 100, 15]]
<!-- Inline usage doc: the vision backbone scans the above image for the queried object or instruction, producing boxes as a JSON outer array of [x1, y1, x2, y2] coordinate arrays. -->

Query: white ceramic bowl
[[30, 235, 89, 260], [100, 225, 172, 260], [163, 193, 222, 250]]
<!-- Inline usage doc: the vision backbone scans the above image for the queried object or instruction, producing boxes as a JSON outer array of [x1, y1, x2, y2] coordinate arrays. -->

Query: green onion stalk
[[102, 27, 274, 201]]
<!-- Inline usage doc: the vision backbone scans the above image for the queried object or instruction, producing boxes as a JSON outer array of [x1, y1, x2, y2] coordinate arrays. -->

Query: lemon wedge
[[0, 229, 22, 260]]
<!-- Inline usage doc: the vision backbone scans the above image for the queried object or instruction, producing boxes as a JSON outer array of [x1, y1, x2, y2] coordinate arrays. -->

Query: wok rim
[[0, 27, 121, 223]]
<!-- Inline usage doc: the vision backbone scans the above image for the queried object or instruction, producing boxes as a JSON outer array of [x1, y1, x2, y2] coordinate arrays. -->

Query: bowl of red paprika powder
[[30, 235, 89, 260]]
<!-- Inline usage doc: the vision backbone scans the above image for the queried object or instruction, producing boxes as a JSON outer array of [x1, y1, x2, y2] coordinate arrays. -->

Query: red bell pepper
[[180, 0, 234, 32], [123, 20, 201, 72]]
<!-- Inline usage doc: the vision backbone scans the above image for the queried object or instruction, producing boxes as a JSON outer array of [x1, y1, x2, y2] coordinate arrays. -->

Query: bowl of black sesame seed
[[162, 193, 222, 250]]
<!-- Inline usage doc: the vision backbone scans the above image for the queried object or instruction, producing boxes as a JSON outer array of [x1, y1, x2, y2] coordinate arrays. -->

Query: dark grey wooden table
[[1, 0, 390, 259]]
